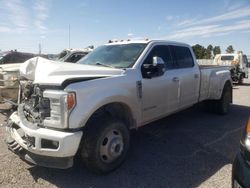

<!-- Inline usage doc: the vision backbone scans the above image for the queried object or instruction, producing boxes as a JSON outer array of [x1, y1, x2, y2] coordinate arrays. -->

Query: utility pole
[[39, 43, 41, 55], [69, 24, 71, 49]]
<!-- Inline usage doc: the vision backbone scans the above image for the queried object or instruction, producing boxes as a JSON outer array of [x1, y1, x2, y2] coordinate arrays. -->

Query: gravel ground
[[0, 75, 250, 188]]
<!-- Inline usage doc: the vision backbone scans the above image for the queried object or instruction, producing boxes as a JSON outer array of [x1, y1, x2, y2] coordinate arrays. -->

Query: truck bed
[[199, 64, 231, 69], [199, 65, 231, 102]]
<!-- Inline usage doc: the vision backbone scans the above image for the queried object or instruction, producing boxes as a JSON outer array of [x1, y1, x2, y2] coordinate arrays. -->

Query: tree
[[205, 44, 213, 59], [192, 44, 206, 59], [207, 44, 213, 52], [192, 44, 222, 59], [226, 45, 234, 53], [213, 46, 221, 56]]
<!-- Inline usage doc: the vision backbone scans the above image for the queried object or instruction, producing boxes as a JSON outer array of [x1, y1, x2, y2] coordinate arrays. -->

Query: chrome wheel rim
[[100, 129, 124, 163]]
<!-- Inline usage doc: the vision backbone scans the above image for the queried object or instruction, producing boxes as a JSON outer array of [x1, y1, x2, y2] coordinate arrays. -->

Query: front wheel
[[80, 116, 130, 174]]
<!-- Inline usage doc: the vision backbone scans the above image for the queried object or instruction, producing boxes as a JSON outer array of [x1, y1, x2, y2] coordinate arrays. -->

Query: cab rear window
[[221, 56, 234, 61]]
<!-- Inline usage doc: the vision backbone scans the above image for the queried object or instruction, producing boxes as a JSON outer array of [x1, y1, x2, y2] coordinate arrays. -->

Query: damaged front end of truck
[[4, 56, 121, 169], [4, 57, 84, 169]]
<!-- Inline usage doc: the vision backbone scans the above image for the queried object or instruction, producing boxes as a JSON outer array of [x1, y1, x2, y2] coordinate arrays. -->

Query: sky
[[0, 0, 250, 54]]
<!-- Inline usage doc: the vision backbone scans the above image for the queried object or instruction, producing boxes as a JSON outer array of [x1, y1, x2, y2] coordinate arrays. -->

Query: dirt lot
[[0, 76, 250, 188]]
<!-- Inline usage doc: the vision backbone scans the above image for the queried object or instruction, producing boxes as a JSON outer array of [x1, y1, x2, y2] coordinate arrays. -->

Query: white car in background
[[0, 63, 20, 105], [0, 51, 36, 105], [57, 47, 93, 63]]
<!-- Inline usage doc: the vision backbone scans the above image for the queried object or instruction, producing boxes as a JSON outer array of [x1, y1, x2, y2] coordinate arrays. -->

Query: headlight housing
[[43, 90, 76, 129]]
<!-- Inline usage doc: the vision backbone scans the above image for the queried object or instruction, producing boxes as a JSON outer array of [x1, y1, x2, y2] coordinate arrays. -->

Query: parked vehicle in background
[[232, 118, 250, 188], [57, 47, 93, 63], [0, 51, 36, 65], [0, 51, 36, 105], [214, 52, 249, 84], [0, 47, 93, 106], [0, 63, 19, 104], [5, 40, 232, 174], [247, 55, 250, 67]]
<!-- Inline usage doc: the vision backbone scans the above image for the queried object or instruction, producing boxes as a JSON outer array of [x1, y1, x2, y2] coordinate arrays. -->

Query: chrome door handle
[[172, 77, 179, 82], [194, 74, 199, 79]]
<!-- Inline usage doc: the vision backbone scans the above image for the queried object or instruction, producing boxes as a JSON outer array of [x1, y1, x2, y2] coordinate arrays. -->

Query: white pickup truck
[[5, 40, 232, 173]]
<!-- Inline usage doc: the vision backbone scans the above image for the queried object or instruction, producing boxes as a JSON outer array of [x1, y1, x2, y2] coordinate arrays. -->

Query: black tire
[[238, 74, 243, 85], [204, 83, 232, 115], [80, 116, 130, 174], [215, 83, 232, 115]]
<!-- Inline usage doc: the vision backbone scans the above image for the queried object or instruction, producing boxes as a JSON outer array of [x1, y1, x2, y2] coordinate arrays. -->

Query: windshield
[[77, 43, 147, 68], [0, 56, 3, 64], [58, 50, 68, 59], [221, 55, 234, 61]]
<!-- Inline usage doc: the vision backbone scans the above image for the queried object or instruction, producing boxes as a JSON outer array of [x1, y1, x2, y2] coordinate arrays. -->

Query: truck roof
[[105, 39, 191, 47], [62, 48, 93, 53], [0, 51, 11, 56]]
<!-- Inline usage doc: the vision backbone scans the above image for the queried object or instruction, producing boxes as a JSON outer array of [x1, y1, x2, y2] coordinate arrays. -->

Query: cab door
[[141, 45, 179, 124]]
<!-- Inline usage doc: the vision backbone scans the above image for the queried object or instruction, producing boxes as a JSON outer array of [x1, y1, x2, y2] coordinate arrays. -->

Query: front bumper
[[5, 111, 83, 169], [232, 152, 250, 188]]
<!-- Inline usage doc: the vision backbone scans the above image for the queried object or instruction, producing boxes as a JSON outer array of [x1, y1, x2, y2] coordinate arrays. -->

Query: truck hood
[[20, 57, 124, 86]]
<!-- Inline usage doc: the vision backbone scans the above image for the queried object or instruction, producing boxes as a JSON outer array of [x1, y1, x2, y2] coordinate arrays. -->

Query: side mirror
[[142, 56, 166, 79], [153, 56, 164, 67]]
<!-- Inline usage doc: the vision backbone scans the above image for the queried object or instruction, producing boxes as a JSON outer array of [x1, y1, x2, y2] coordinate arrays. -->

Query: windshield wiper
[[95, 62, 116, 69]]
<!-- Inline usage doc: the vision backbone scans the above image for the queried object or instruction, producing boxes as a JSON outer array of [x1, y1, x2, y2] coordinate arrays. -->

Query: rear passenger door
[[170, 45, 200, 109]]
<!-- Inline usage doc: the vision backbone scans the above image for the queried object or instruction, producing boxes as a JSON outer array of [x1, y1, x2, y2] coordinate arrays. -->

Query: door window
[[143, 45, 174, 69], [171, 46, 194, 68]]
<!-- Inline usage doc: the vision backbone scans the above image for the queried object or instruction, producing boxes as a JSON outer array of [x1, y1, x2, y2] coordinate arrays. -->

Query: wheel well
[[86, 103, 136, 129]]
